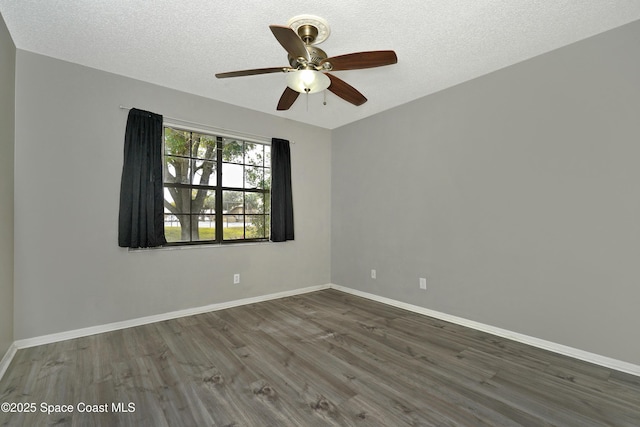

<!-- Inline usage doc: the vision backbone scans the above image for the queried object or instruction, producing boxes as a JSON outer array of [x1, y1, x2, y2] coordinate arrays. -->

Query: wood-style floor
[[1, 289, 639, 426]]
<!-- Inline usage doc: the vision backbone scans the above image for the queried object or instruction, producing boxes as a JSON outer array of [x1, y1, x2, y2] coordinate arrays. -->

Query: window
[[163, 126, 271, 244]]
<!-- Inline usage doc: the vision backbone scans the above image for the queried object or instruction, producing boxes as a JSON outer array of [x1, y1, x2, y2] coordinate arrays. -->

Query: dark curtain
[[270, 138, 294, 242], [118, 108, 166, 248]]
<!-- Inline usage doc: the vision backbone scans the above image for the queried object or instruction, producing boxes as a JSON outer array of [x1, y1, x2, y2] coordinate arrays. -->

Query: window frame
[[162, 124, 271, 246]]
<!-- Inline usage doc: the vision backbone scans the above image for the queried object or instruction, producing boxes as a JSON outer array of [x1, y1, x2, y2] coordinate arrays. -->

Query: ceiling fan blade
[[277, 87, 300, 110], [269, 25, 310, 62], [215, 67, 288, 78], [326, 74, 367, 106], [322, 50, 397, 71]]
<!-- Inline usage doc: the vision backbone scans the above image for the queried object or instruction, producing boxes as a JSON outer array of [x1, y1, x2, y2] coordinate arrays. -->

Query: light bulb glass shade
[[286, 70, 330, 94]]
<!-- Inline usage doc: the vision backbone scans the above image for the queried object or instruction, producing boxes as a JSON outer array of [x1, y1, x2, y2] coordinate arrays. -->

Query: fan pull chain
[[305, 87, 310, 111], [323, 90, 327, 106]]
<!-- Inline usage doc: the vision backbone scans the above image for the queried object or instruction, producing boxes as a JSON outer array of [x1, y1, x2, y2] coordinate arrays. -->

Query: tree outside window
[[163, 127, 270, 244]]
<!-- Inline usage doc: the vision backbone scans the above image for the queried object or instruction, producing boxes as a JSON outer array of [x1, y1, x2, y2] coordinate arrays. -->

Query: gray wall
[[13, 51, 331, 340], [0, 14, 15, 359], [332, 21, 640, 365]]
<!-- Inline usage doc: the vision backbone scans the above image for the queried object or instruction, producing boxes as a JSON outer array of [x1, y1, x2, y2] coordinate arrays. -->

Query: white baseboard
[[5, 282, 639, 380], [329, 283, 640, 377], [0, 343, 18, 382], [13, 284, 331, 350]]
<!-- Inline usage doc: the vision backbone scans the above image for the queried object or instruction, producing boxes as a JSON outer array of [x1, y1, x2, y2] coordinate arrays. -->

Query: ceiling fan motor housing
[[288, 46, 328, 69]]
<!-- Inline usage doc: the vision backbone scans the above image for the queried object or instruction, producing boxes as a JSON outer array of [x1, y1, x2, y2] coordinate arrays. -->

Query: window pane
[[265, 215, 270, 239], [223, 215, 245, 240], [164, 214, 190, 242], [245, 193, 264, 214], [191, 189, 215, 214], [263, 168, 271, 190], [245, 143, 264, 166], [222, 138, 243, 163], [193, 190, 215, 242], [244, 166, 264, 189], [264, 192, 271, 214], [164, 156, 190, 184], [193, 160, 216, 186], [223, 190, 244, 241], [222, 190, 243, 213], [164, 187, 192, 214], [246, 215, 267, 239], [164, 128, 190, 156], [193, 215, 215, 241], [222, 163, 243, 187], [263, 167, 271, 189], [264, 145, 271, 167], [193, 134, 217, 159]]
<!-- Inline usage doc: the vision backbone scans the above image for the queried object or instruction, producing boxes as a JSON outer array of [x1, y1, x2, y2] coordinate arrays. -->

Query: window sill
[[128, 240, 271, 252]]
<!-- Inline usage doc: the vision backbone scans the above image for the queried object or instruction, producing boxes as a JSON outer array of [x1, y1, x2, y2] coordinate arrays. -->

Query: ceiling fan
[[215, 15, 398, 111]]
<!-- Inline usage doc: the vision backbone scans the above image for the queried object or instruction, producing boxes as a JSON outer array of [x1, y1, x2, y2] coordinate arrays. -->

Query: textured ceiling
[[2, 1, 640, 129]]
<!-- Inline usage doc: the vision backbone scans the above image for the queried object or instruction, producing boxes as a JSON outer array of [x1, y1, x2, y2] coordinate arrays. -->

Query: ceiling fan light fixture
[[286, 69, 330, 94]]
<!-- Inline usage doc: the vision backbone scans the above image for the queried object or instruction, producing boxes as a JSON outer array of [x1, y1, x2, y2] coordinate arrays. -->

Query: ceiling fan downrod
[[297, 24, 318, 45]]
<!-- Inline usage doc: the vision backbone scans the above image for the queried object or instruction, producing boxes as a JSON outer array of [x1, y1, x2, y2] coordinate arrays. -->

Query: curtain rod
[[118, 105, 294, 144]]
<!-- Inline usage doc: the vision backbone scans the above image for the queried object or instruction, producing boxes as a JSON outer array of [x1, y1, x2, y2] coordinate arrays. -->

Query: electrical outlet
[[233, 273, 240, 284], [419, 277, 427, 290], [371, 269, 376, 279]]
